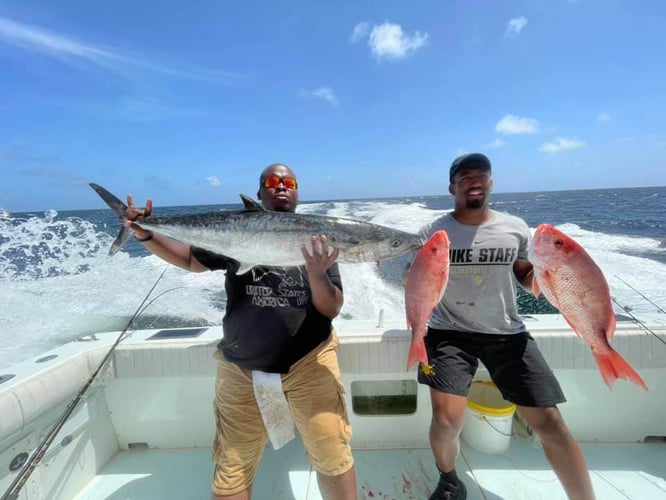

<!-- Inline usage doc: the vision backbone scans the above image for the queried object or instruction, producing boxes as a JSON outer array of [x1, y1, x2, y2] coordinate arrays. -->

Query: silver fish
[[90, 183, 423, 272]]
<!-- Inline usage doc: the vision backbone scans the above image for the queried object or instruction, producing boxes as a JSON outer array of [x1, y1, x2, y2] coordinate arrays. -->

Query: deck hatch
[[147, 327, 208, 340], [351, 379, 417, 416]]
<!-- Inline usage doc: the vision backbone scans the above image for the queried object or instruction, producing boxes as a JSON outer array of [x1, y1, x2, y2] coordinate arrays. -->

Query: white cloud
[[539, 137, 586, 153], [485, 138, 506, 148], [0, 16, 111, 62], [597, 112, 612, 122], [206, 176, 221, 187], [350, 22, 370, 43], [0, 16, 235, 83], [368, 22, 428, 61], [495, 114, 539, 135], [505, 17, 528, 37], [300, 86, 338, 106]]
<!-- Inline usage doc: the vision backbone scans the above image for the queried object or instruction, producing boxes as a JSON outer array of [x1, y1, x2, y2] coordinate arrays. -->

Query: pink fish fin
[[560, 315, 586, 341], [531, 274, 541, 298], [539, 271, 569, 314], [592, 348, 648, 391], [406, 333, 428, 372], [437, 282, 448, 303], [605, 314, 617, 342]]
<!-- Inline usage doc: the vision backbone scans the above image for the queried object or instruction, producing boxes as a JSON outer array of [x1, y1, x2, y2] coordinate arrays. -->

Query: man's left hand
[[301, 235, 340, 274]]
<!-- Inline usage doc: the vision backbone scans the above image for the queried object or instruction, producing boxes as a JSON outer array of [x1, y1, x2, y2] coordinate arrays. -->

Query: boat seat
[[0, 353, 95, 444]]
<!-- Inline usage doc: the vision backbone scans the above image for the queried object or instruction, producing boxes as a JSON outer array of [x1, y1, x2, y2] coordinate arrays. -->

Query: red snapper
[[529, 224, 647, 391], [405, 230, 450, 371]]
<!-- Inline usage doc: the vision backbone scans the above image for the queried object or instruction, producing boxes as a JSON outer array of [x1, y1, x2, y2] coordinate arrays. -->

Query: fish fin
[[539, 270, 566, 310], [406, 331, 428, 371], [437, 279, 449, 303], [109, 228, 134, 256], [531, 274, 541, 297], [559, 315, 587, 341], [90, 183, 127, 217], [605, 314, 617, 342], [592, 349, 648, 391], [89, 183, 133, 256], [239, 194, 265, 212]]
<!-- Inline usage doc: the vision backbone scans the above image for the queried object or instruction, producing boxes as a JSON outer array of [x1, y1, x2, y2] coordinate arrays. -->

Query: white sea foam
[[0, 215, 221, 369], [1, 202, 664, 371]]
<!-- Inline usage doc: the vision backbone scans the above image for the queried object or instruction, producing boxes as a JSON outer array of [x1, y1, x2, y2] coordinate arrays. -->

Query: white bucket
[[461, 381, 516, 454]]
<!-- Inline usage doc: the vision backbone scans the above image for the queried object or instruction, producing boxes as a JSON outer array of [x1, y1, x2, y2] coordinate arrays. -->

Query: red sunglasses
[[262, 175, 298, 190]]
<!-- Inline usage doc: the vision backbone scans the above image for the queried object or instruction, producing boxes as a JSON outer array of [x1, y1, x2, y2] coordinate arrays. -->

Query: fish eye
[[391, 239, 401, 248], [555, 238, 564, 247]]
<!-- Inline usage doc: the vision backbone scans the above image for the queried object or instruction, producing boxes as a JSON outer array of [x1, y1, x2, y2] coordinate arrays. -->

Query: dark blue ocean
[[1, 186, 665, 369]]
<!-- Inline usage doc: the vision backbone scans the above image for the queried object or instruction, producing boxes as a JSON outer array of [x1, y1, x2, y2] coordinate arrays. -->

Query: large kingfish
[[90, 183, 423, 272]]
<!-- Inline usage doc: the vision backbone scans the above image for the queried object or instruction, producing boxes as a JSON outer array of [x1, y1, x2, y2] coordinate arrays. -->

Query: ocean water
[[1, 186, 665, 370]]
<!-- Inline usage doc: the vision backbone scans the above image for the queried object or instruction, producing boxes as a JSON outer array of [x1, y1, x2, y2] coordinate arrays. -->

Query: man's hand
[[124, 194, 153, 239], [301, 234, 343, 318], [301, 235, 340, 275]]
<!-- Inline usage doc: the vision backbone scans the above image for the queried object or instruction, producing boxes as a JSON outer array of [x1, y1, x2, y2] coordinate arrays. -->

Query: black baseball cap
[[449, 153, 492, 182]]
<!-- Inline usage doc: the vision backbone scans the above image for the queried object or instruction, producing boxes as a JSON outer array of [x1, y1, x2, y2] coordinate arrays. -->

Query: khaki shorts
[[211, 332, 353, 496]]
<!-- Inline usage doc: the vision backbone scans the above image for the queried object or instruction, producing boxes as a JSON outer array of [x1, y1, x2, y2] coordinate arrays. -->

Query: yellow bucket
[[461, 381, 516, 454]]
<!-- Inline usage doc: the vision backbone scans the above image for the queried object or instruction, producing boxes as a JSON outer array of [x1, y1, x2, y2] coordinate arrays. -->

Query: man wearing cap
[[409, 153, 595, 499]]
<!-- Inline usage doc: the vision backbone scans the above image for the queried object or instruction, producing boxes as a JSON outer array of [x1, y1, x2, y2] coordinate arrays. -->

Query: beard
[[466, 198, 484, 209]]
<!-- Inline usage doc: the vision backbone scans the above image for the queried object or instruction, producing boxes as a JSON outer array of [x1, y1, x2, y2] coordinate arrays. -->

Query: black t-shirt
[[192, 247, 343, 374]]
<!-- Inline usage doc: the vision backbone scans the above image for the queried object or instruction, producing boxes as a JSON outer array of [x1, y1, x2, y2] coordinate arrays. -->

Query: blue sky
[[1, 1, 665, 212]]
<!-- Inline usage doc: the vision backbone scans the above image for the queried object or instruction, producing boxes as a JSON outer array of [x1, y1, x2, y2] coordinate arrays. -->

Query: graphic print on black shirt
[[191, 246, 340, 373], [248, 267, 308, 309]]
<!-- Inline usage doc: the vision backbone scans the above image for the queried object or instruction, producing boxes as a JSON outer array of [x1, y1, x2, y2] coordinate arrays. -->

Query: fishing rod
[[612, 297, 666, 346], [1, 267, 169, 500], [614, 274, 666, 314]]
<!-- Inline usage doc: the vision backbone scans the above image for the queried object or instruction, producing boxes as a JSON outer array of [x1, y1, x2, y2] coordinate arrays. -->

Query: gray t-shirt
[[419, 210, 530, 335]]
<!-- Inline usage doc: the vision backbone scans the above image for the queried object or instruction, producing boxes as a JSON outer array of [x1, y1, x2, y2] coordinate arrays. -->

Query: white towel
[[251, 370, 295, 449]]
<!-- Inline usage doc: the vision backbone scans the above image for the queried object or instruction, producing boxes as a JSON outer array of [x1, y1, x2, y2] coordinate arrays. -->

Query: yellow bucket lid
[[466, 381, 516, 417]]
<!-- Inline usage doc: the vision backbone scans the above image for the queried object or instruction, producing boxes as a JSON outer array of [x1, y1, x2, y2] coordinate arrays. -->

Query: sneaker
[[429, 470, 467, 500]]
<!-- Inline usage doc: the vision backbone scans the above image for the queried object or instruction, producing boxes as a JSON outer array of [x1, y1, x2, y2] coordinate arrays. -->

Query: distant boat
[[0, 208, 9, 219]]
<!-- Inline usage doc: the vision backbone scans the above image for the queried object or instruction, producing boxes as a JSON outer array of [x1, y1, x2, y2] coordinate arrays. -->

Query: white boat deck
[[2, 315, 666, 500], [75, 436, 666, 499]]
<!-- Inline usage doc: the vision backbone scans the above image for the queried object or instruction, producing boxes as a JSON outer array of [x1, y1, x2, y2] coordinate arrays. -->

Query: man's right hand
[[124, 194, 153, 240]]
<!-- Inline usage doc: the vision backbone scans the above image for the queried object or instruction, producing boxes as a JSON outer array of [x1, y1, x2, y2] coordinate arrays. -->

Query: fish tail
[[89, 183, 133, 256], [406, 332, 428, 371], [592, 349, 648, 391]]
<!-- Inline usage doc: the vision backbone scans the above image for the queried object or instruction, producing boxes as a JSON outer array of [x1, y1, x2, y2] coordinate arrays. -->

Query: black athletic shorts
[[417, 328, 566, 408]]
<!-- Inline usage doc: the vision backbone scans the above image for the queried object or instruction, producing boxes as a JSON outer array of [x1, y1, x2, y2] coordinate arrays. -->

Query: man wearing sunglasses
[[124, 163, 357, 500]]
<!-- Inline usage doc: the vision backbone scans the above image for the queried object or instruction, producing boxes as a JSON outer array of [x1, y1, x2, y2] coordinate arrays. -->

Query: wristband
[[136, 231, 154, 242]]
